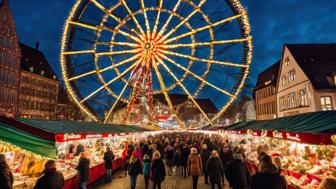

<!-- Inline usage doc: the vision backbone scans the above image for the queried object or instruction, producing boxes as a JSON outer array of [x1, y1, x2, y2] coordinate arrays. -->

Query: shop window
[[321, 96, 333, 111]]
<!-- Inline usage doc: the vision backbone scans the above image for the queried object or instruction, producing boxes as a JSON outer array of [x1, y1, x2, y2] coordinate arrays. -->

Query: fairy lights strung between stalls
[[60, 0, 253, 127]]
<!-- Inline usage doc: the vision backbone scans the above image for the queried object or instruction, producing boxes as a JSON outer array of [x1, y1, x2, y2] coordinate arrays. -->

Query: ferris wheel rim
[[60, 0, 253, 126]]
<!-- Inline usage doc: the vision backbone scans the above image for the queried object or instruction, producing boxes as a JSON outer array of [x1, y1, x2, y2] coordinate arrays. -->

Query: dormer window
[[41, 70, 45, 76], [285, 57, 290, 66], [29, 67, 34, 72], [53, 75, 56, 80]]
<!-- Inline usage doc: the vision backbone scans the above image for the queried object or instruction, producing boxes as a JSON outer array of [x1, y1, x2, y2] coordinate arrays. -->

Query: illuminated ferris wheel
[[60, 0, 252, 127]]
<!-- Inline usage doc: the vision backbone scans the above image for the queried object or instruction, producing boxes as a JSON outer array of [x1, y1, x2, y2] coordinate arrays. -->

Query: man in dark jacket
[[33, 160, 64, 189], [0, 154, 14, 189], [251, 163, 288, 189], [200, 144, 211, 184], [219, 144, 233, 170], [180, 144, 190, 178], [206, 151, 224, 189], [76, 152, 90, 189], [225, 152, 250, 189], [103, 147, 115, 183]]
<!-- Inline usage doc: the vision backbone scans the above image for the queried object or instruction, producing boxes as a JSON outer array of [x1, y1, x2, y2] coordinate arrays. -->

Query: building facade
[[0, 0, 21, 117], [254, 62, 280, 120], [19, 43, 59, 119], [276, 44, 336, 117], [56, 86, 84, 120]]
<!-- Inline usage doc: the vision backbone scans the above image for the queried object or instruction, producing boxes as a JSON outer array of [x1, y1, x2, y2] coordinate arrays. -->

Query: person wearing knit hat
[[225, 151, 250, 189]]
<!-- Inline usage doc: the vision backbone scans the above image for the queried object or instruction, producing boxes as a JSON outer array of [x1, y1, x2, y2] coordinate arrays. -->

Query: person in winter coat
[[200, 144, 210, 184], [150, 151, 166, 189], [188, 147, 202, 189], [128, 152, 142, 189], [103, 147, 115, 182], [33, 160, 64, 189], [165, 145, 175, 175], [173, 146, 181, 175], [180, 144, 190, 178], [219, 144, 233, 171], [251, 162, 288, 189], [0, 154, 14, 189], [76, 152, 90, 189], [142, 155, 151, 189], [225, 151, 250, 189], [206, 151, 224, 189], [319, 177, 336, 189]]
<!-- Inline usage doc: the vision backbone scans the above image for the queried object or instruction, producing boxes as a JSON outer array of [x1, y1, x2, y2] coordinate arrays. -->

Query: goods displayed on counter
[[0, 133, 139, 189], [221, 132, 336, 189]]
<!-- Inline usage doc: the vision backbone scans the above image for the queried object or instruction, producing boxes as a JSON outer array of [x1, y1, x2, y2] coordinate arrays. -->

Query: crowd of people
[[1, 132, 336, 189]]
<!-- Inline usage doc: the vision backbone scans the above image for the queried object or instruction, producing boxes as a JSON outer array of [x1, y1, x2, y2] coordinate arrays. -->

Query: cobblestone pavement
[[95, 171, 231, 189]]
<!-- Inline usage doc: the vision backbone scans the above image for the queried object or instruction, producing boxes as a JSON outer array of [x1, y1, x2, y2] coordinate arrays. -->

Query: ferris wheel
[[60, 0, 252, 127]]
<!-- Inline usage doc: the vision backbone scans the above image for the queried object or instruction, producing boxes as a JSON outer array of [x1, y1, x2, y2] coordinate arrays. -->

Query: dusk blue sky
[[8, 0, 336, 89]]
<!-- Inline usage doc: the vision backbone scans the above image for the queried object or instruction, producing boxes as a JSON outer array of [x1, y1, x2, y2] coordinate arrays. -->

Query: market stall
[[215, 111, 336, 189], [0, 116, 150, 189]]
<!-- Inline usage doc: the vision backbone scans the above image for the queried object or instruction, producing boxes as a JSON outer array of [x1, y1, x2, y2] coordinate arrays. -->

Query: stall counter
[[63, 157, 124, 189]]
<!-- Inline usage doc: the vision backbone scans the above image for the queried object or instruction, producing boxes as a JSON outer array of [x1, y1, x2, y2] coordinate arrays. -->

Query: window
[[285, 57, 290, 66], [282, 75, 287, 86], [288, 92, 296, 109], [321, 96, 333, 111], [299, 89, 308, 107], [279, 96, 286, 111], [288, 69, 296, 82]]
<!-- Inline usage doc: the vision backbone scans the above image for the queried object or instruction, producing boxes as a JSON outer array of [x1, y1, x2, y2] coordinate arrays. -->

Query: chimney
[[35, 41, 39, 51]]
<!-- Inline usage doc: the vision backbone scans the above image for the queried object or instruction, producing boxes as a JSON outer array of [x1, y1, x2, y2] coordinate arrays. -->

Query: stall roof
[[219, 111, 336, 133], [17, 118, 149, 134], [0, 122, 56, 158]]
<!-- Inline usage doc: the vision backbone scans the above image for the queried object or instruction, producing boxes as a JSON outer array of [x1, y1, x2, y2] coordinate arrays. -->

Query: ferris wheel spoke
[[89, 0, 144, 41], [80, 59, 141, 104], [97, 41, 139, 47], [152, 0, 163, 38], [164, 14, 243, 44], [157, 52, 234, 98], [162, 37, 250, 48], [158, 49, 248, 68], [63, 50, 95, 55], [96, 49, 141, 57], [152, 57, 185, 127], [158, 0, 207, 43], [67, 20, 141, 43], [67, 54, 141, 82], [104, 83, 129, 123], [156, 0, 183, 39], [139, 0, 151, 39], [120, 0, 146, 37], [154, 55, 214, 126]]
